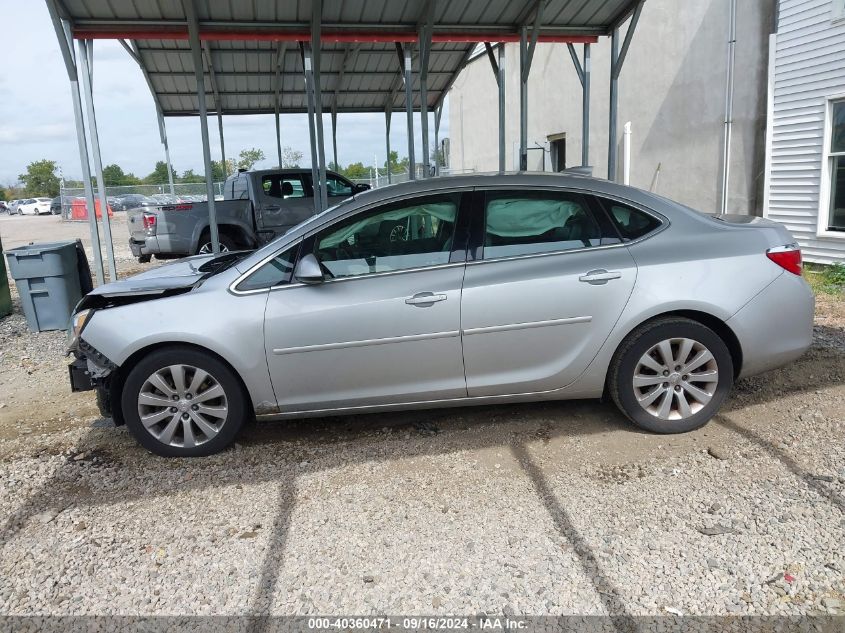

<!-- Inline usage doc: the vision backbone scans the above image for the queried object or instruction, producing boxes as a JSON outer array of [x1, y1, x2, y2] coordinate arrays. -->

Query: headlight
[[67, 309, 94, 352], [72, 309, 93, 338]]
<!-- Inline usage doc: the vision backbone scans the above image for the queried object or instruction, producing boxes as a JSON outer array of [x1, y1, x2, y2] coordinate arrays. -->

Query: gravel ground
[[1, 214, 844, 617]]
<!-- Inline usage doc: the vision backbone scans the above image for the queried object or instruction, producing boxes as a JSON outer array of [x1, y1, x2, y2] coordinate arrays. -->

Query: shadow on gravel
[[714, 416, 844, 514], [511, 443, 637, 631]]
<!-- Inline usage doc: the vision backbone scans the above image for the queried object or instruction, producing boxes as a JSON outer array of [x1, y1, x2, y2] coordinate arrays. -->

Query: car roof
[[345, 171, 667, 210]]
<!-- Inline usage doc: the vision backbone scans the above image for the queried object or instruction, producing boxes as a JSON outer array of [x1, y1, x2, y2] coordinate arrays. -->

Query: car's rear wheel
[[197, 234, 236, 255], [609, 317, 733, 434], [121, 347, 249, 456]]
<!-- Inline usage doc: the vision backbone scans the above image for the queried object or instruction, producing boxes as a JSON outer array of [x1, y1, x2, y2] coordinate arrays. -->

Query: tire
[[608, 317, 733, 434], [137, 254, 152, 264], [120, 346, 249, 457], [196, 233, 237, 255]]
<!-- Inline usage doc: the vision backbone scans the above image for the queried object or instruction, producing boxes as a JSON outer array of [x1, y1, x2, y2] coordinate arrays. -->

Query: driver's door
[[263, 191, 470, 412]]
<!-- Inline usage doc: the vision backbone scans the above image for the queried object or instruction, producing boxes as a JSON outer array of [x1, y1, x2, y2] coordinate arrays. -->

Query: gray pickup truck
[[128, 168, 367, 260]]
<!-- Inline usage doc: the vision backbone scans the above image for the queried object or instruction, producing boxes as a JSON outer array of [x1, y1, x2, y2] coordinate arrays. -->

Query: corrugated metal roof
[[55, 0, 642, 116]]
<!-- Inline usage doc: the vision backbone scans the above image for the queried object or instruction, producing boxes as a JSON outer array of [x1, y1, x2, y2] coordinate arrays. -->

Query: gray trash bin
[[5, 239, 88, 332]]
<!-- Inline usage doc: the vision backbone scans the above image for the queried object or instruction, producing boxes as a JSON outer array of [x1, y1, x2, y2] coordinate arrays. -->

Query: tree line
[[2, 146, 417, 201]]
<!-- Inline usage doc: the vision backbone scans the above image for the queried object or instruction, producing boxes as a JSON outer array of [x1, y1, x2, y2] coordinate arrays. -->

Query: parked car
[[18, 198, 53, 215], [113, 194, 158, 212], [0, 201, 7, 213], [127, 168, 369, 261], [50, 196, 64, 215], [8, 200, 22, 214], [69, 173, 814, 457]]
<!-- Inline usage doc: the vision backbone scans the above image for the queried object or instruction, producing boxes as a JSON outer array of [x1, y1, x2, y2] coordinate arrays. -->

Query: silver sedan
[[67, 173, 814, 457]]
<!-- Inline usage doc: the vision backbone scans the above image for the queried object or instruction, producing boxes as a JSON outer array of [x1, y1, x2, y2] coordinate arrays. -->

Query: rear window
[[598, 199, 662, 241], [232, 175, 249, 200]]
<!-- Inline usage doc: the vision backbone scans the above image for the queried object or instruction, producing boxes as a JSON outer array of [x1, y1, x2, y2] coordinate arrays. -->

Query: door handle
[[405, 292, 447, 306], [578, 269, 622, 284]]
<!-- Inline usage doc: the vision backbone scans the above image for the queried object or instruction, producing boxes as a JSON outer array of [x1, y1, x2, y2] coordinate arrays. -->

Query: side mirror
[[294, 253, 325, 284], [354, 183, 371, 193]]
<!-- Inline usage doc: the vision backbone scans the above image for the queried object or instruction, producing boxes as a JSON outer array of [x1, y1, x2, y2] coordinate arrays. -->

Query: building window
[[827, 100, 845, 232]]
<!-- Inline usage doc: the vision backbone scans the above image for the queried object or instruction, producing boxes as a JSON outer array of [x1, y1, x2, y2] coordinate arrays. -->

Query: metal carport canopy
[[55, 0, 641, 117], [46, 0, 644, 284]]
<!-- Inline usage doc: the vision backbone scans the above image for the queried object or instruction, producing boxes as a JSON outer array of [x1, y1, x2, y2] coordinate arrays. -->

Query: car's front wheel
[[609, 317, 733, 434], [121, 347, 249, 456]]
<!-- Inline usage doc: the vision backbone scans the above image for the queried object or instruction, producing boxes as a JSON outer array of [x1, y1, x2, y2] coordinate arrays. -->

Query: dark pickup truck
[[128, 168, 367, 260]]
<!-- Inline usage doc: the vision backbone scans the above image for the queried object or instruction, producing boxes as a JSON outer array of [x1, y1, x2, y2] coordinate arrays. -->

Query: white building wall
[[765, 0, 845, 263], [449, 0, 774, 215]]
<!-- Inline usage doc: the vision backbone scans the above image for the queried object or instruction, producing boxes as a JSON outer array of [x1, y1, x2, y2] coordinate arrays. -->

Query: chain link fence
[[58, 183, 225, 219]]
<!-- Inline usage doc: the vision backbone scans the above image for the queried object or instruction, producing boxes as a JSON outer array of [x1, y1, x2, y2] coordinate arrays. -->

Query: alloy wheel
[[198, 242, 230, 255], [137, 364, 228, 448], [632, 337, 719, 421]]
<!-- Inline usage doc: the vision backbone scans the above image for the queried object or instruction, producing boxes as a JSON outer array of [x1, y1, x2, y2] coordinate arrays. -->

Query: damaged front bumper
[[67, 339, 116, 393]]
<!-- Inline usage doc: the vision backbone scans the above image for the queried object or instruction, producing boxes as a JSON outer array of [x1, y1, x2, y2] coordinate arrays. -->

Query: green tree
[[342, 162, 370, 180], [102, 164, 141, 186], [210, 159, 235, 182], [144, 161, 177, 185], [280, 146, 303, 168], [18, 160, 61, 197], [383, 151, 410, 175], [237, 147, 265, 171], [179, 169, 206, 184]]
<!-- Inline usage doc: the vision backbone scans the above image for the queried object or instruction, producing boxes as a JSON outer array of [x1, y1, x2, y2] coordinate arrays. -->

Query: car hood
[[88, 254, 217, 297], [76, 254, 224, 311]]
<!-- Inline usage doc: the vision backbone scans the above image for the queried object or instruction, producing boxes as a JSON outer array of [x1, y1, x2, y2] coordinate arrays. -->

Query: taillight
[[142, 212, 157, 235], [766, 244, 802, 275]]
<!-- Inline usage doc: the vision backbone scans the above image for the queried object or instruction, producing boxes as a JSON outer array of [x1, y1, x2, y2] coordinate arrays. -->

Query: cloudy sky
[[0, 0, 448, 185]]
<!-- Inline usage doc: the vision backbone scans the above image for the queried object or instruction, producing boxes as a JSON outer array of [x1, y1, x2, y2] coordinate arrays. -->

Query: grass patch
[[805, 262, 845, 296]]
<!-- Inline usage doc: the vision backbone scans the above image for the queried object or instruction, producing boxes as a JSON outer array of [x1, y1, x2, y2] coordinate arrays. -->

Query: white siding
[[766, 0, 845, 263]]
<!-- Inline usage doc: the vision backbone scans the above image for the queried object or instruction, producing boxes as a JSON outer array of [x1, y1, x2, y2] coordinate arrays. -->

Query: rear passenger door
[[255, 173, 314, 240], [460, 188, 638, 397]]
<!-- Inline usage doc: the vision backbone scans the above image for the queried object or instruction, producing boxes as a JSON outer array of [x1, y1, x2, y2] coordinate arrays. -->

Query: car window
[[236, 242, 300, 291], [326, 175, 353, 197], [599, 199, 663, 241], [262, 174, 306, 199], [313, 193, 460, 279], [232, 175, 249, 200], [482, 191, 610, 260]]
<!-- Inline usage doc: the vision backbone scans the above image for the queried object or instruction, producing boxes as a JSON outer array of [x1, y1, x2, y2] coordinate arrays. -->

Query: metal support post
[[274, 44, 284, 168], [434, 102, 443, 175], [302, 44, 321, 215], [486, 42, 507, 172], [519, 29, 528, 170], [385, 109, 392, 184], [331, 102, 338, 170], [312, 0, 328, 211], [218, 113, 226, 178], [518, 5, 543, 171], [582, 43, 591, 167], [156, 111, 176, 196], [403, 43, 416, 180], [418, 2, 434, 178], [568, 42, 592, 168], [608, 1, 644, 182], [77, 39, 117, 282], [720, 0, 737, 214], [45, 3, 104, 283], [184, 0, 219, 254], [498, 44, 506, 171]]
